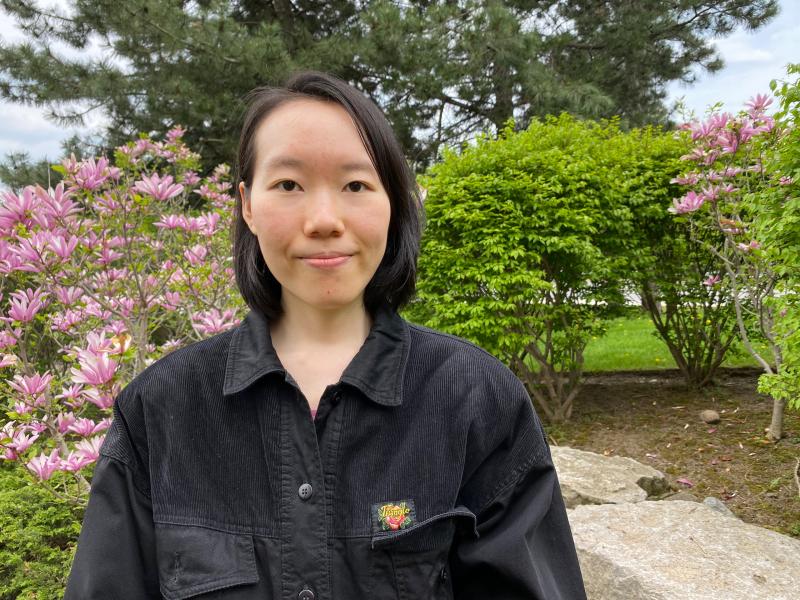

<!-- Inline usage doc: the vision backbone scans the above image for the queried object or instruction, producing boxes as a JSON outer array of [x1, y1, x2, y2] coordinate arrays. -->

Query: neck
[[270, 295, 372, 353]]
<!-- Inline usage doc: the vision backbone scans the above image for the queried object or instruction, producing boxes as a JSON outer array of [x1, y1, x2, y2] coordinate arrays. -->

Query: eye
[[276, 180, 300, 192], [346, 181, 368, 192]]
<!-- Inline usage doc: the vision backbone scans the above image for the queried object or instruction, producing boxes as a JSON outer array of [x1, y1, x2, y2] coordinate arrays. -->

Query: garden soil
[[546, 367, 800, 538]]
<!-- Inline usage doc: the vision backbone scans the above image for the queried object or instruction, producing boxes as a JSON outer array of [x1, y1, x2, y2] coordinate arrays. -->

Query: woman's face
[[240, 99, 392, 315]]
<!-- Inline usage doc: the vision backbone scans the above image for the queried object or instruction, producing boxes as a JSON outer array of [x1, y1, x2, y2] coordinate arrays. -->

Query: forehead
[[252, 99, 375, 170]]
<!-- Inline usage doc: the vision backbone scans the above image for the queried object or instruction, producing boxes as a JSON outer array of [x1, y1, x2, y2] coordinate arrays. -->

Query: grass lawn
[[583, 311, 771, 373]]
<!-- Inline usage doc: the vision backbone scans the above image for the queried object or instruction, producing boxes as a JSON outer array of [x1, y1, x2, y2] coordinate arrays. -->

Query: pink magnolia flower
[[54, 286, 84, 306], [181, 170, 200, 186], [745, 94, 772, 117], [11, 430, 39, 454], [56, 412, 78, 434], [71, 157, 112, 191], [670, 173, 699, 186], [721, 167, 743, 178], [47, 232, 80, 260], [8, 371, 53, 397], [701, 185, 720, 203], [70, 350, 117, 386], [50, 309, 85, 333], [184, 244, 208, 266], [8, 371, 53, 408], [1, 288, 48, 324], [67, 417, 106, 437], [161, 338, 183, 354], [191, 308, 240, 336], [132, 138, 156, 157], [754, 116, 775, 134], [717, 130, 739, 154], [161, 291, 181, 310], [61, 450, 94, 472], [33, 183, 80, 225], [689, 119, 716, 141], [26, 421, 48, 434], [2, 423, 40, 456], [95, 191, 121, 214], [56, 384, 85, 409], [154, 214, 188, 229], [779, 176, 793, 185], [0, 186, 36, 232], [0, 327, 21, 350], [737, 240, 761, 252], [0, 353, 18, 367], [183, 215, 205, 232], [75, 435, 105, 461], [26, 449, 62, 480], [166, 125, 186, 143], [96, 245, 124, 265], [703, 274, 721, 287], [12, 400, 32, 415], [133, 173, 184, 201], [82, 230, 102, 251], [82, 388, 115, 409], [9, 233, 51, 273], [668, 191, 705, 214], [82, 298, 112, 321]]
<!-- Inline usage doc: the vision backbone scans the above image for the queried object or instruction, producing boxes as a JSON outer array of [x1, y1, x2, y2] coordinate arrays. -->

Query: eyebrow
[[264, 156, 376, 174]]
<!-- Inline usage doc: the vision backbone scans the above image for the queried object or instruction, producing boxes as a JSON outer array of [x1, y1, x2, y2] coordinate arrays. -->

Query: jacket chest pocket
[[369, 508, 477, 600], [155, 523, 260, 600]]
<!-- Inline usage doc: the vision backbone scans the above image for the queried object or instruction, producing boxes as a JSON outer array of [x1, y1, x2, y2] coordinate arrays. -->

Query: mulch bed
[[545, 367, 800, 538]]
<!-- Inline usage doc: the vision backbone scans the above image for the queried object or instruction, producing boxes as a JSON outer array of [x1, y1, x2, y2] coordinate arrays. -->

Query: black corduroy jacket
[[64, 306, 586, 600]]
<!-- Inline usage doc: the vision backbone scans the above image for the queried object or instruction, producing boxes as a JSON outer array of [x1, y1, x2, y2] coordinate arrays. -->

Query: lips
[[300, 253, 352, 269]]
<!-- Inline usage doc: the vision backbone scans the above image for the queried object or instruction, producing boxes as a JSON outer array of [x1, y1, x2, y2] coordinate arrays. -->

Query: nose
[[303, 187, 344, 238]]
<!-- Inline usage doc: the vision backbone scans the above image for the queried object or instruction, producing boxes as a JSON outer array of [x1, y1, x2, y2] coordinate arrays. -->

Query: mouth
[[300, 253, 353, 269]]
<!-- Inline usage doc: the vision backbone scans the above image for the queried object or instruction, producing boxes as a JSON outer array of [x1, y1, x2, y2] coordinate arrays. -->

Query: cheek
[[362, 203, 392, 252], [252, 206, 296, 259]]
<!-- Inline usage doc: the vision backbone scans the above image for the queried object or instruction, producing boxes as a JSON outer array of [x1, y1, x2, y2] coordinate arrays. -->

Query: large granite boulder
[[568, 500, 800, 600], [550, 446, 670, 507]]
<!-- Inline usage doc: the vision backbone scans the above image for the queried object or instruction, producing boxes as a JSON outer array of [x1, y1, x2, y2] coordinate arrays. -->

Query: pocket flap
[[155, 523, 259, 600], [370, 506, 478, 551]]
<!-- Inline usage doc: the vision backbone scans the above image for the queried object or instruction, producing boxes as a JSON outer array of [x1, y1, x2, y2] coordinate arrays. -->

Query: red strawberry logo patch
[[372, 500, 416, 532]]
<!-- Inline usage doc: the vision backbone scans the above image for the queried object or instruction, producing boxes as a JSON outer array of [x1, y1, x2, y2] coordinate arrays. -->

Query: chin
[[302, 292, 364, 312]]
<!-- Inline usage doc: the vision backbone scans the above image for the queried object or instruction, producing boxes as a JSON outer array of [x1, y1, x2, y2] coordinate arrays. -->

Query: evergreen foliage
[[0, 0, 778, 179]]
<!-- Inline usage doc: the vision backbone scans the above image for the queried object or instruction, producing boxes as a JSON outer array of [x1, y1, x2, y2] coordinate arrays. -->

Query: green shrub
[[0, 464, 81, 599]]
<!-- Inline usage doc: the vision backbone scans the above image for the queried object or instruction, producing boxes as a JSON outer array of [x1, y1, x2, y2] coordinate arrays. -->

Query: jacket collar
[[223, 305, 410, 406]]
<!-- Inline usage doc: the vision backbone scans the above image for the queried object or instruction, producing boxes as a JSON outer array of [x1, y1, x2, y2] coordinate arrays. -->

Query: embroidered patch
[[371, 499, 417, 532]]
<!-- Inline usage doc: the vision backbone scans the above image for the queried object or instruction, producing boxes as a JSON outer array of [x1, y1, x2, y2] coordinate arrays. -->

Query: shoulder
[[102, 328, 238, 473], [119, 327, 236, 408], [405, 321, 526, 398]]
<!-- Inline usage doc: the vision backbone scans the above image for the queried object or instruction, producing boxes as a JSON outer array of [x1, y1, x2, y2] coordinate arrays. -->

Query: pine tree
[[0, 0, 779, 179]]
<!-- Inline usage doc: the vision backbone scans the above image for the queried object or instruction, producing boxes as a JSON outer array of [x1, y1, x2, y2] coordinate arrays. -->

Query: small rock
[[703, 496, 737, 519], [700, 409, 721, 424]]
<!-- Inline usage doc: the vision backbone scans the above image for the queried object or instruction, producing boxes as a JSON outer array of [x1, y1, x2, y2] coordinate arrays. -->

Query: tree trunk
[[767, 397, 786, 441]]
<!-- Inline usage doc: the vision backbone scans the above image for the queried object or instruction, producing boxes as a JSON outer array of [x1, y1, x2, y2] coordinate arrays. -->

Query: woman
[[65, 71, 586, 599]]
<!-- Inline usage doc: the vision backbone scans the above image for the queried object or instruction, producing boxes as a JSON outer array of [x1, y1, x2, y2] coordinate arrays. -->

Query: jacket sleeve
[[64, 386, 160, 599], [449, 374, 586, 600]]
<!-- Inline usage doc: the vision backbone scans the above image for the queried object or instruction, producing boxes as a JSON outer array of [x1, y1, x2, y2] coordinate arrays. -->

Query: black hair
[[232, 71, 423, 321]]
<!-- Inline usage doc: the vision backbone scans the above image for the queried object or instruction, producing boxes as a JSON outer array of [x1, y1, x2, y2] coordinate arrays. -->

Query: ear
[[239, 182, 254, 233]]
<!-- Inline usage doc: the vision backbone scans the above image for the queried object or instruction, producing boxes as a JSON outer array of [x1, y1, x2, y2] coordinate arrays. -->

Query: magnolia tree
[[669, 88, 796, 440], [0, 129, 246, 503]]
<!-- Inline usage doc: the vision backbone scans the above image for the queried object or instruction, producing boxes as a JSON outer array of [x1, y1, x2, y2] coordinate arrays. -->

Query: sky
[[0, 1, 798, 164]]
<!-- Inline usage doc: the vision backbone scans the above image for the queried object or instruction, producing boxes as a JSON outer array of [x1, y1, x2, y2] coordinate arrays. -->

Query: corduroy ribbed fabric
[[65, 306, 586, 600]]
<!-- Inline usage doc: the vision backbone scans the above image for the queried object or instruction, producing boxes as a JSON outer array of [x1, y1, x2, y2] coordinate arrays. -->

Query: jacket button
[[331, 390, 342, 404], [298, 585, 315, 600], [298, 483, 313, 500], [440, 566, 449, 582]]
